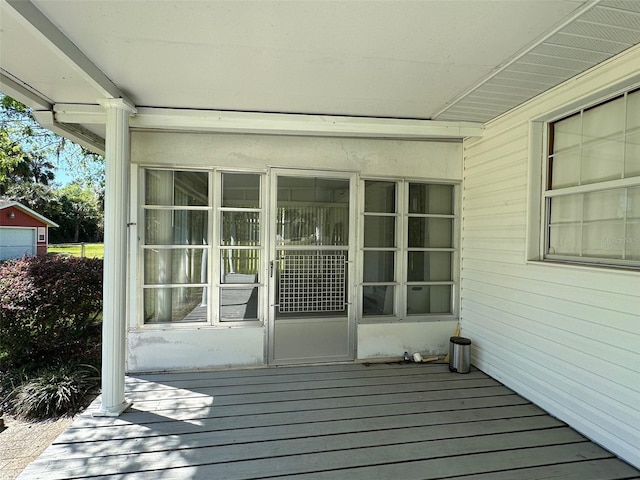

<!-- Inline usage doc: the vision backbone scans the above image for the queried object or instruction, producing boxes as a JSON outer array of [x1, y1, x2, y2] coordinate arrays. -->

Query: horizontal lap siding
[[461, 45, 640, 467]]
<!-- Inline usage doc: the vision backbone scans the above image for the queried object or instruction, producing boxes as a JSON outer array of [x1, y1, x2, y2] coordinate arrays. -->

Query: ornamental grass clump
[[10, 364, 99, 419]]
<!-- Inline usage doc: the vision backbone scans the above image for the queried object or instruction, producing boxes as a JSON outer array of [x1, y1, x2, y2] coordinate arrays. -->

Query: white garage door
[[0, 228, 36, 261]]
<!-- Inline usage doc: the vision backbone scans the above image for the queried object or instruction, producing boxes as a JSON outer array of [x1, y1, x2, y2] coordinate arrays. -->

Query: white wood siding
[[461, 45, 640, 468]]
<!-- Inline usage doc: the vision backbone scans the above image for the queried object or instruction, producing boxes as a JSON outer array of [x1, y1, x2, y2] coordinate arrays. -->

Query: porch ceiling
[[2, 0, 640, 148]]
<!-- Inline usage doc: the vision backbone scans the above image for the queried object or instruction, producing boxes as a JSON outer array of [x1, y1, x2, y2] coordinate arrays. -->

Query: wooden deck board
[[19, 363, 640, 480]]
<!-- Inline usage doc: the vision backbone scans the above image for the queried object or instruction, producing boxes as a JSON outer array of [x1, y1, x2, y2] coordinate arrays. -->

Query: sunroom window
[[362, 180, 456, 319], [219, 173, 263, 322], [142, 169, 210, 323], [546, 88, 640, 267]]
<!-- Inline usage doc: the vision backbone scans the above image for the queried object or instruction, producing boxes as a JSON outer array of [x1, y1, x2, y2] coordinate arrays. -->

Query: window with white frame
[[218, 172, 263, 322], [142, 169, 211, 323], [361, 180, 456, 319], [545, 88, 640, 267], [141, 168, 265, 325]]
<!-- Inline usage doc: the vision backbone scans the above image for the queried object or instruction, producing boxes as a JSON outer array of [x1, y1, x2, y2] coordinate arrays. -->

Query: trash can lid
[[450, 336, 472, 345]]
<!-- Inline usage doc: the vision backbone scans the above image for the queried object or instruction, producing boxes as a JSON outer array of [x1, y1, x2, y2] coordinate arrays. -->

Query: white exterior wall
[[461, 45, 640, 467], [129, 132, 462, 372]]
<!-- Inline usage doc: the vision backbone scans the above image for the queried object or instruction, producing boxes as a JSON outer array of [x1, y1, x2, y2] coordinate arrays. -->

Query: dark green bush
[[0, 255, 103, 368]]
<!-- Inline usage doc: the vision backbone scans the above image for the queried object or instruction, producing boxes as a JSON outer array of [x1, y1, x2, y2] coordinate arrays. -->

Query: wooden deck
[[19, 363, 640, 479]]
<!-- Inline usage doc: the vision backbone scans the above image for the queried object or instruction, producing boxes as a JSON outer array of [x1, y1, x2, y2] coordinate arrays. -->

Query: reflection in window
[[546, 88, 640, 266], [142, 169, 210, 323], [362, 180, 456, 318]]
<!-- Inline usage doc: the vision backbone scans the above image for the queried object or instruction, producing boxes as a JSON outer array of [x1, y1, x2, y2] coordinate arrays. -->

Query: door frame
[[267, 168, 358, 365]]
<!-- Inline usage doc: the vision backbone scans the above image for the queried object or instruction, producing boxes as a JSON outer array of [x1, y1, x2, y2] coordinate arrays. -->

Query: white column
[[95, 98, 136, 417]]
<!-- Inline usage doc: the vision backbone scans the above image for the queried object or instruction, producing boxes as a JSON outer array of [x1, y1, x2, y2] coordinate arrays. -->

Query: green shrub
[[0, 255, 103, 368], [9, 364, 99, 419]]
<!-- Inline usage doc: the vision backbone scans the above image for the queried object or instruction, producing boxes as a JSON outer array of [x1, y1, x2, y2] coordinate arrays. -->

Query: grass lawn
[[48, 243, 104, 259]]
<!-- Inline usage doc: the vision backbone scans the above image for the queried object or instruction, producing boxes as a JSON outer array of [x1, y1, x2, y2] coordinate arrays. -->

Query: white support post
[[95, 98, 136, 417]]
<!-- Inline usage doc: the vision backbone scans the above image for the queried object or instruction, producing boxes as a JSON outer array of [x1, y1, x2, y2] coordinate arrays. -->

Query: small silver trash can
[[449, 336, 471, 374]]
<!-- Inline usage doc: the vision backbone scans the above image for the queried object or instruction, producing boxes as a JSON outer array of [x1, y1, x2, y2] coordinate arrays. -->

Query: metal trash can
[[449, 336, 471, 373]]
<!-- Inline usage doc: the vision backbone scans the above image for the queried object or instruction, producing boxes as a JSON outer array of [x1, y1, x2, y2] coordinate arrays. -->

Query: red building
[[0, 201, 58, 261]]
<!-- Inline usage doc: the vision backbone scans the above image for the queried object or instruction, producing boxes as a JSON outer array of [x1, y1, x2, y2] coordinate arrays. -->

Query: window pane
[[221, 250, 259, 283], [364, 216, 395, 247], [220, 287, 259, 321], [583, 220, 624, 259], [627, 221, 640, 260], [553, 114, 581, 152], [625, 131, 640, 178], [145, 210, 208, 245], [550, 151, 580, 188], [145, 170, 208, 206], [365, 181, 395, 213], [583, 189, 625, 222], [144, 287, 206, 323], [408, 218, 452, 248], [626, 91, 640, 177], [407, 251, 451, 281], [548, 224, 581, 256], [407, 285, 451, 314], [277, 177, 349, 246], [548, 195, 582, 256], [222, 173, 260, 208], [362, 286, 394, 316], [583, 97, 624, 142], [278, 177, 348, 203], [363, 251, 394, 282], [626, 187, 640, 260], [276, 206, 348, 246], [222, 212, 260, 245], [409, 184, 453, 214], [549, 194, 582, 224], [144, 248, 207, 284], [581, 140, 624, 184], [629, 187, 640, 219]]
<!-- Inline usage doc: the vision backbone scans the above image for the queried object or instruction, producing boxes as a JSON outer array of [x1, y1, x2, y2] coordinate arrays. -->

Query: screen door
[[268, 170, 356, 364]]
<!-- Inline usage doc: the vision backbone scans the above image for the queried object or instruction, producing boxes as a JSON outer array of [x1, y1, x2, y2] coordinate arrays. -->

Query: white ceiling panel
[[2, 0, 640, 137]]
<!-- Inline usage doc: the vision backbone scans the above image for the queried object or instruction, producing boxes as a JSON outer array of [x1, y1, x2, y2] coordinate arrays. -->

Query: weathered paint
[[127, 327, 265, 372], [357, 320, 458, 359], [128, 132, 462, 372], [131, 132, 462, 181]]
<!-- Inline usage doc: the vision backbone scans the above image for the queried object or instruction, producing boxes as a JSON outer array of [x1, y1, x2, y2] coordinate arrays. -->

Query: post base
[[93, 398, 133, 417]]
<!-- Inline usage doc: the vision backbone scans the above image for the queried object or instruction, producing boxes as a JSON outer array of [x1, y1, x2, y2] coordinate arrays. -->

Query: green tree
[[0, 94, 104, 190], [1, 94, 105, 242], [56, 183, 103, 242]]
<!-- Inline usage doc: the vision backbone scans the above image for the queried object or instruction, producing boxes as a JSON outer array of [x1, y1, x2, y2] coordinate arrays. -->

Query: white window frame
[[215, 170, 266, 326], [541, 88, 640, 269], [359, 177, 459, 323], [139, 167, 213, 326], [137, 166, 267, 327]]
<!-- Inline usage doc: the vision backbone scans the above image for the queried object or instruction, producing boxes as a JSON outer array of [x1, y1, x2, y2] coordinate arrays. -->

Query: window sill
[[526, 258, 640, 275]]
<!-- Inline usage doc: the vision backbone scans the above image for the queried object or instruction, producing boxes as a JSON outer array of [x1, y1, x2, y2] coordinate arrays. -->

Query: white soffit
[[435, 0, 640, 122], [2, 0, 640, 138], [21, 0, 588, 120]]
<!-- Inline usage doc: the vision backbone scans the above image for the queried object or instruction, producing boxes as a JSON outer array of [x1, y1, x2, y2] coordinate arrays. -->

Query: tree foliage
[[0, 94, 104, 190], [0, 94, 105, 242]]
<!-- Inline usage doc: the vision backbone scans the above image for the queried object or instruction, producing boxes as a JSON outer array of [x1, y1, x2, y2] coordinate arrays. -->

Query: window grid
[[545, 88, 640, 267], [361, 180, 456, 319]]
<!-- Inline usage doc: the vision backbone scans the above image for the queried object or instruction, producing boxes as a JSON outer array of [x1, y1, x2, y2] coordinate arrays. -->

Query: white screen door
[[268, 170, 356, 364]]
